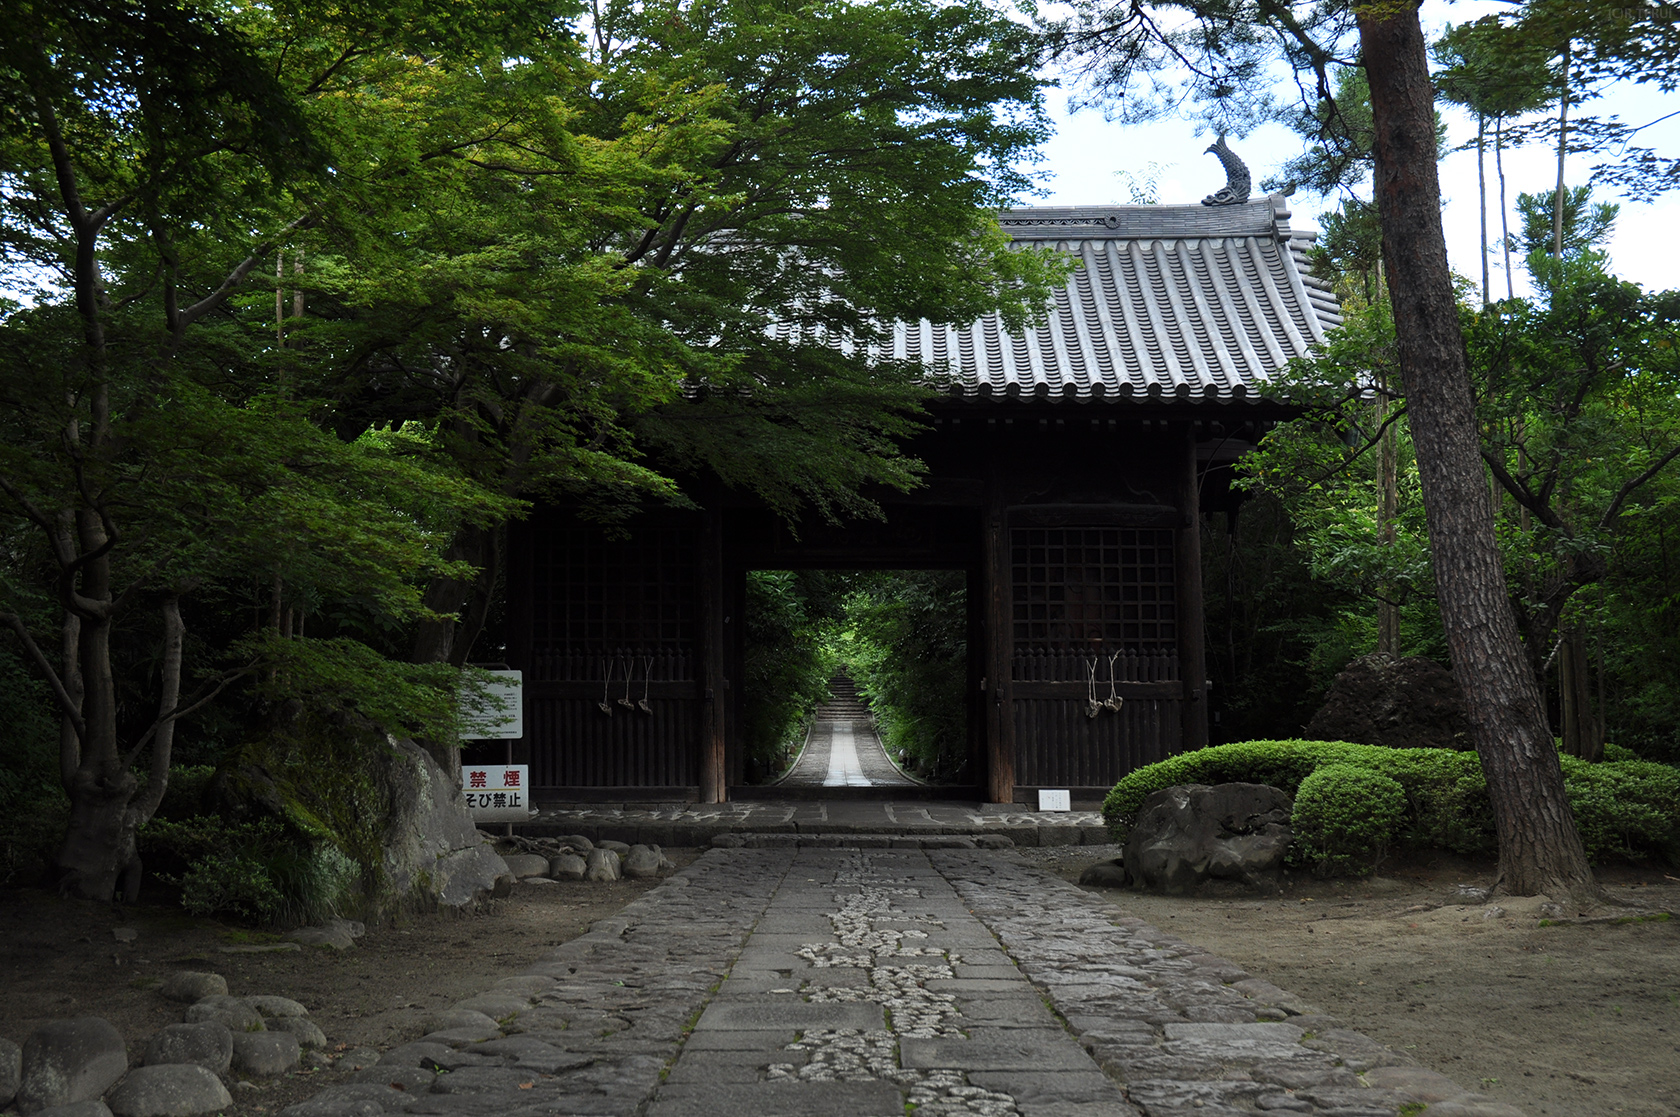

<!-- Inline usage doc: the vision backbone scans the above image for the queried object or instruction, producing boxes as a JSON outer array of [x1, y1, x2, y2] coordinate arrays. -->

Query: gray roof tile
[[770, 195, 1340, 405]]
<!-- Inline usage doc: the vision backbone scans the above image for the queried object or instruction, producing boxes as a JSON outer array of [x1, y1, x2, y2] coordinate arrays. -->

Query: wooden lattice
[[1010, 527, 1176, 653]]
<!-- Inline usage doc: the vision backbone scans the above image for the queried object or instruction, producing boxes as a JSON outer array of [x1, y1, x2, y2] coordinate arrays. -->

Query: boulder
[[230, 1032, 300, 1078], [280, 1083, 403, 1117], [597, 840, 631, 856], [107, 1065, 233, 1117], [264, 1017, 327, 1050], [1303, 653, 1473, 750], [583, 848, 621, 882], [1123, 783, 1293, 894], [378, 739, 509, 908], [141, 1024, 232, 1075], [1, 1036, 20, 1108], [559, 834, 593, 852], [244, 995, 309, 1019], [285, 925, 355, 951], [16, 1018, 129, 1115], [1077, 858, 1127, 887], [548, 853, 586, 880], [183, 996, 264, 1034], [158, 973, 226, 1005], [29, 1103, 113, 1117], [500, 853, 550, 879], [621, 845, 662, 880]]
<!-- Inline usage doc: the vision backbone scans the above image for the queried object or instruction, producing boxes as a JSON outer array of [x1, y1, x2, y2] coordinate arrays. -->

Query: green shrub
[[141, 813, 356, 926], [1104, 739, 1679, 868], [1290, 764, 1406, 877], [1560, 756, 1680, 864]]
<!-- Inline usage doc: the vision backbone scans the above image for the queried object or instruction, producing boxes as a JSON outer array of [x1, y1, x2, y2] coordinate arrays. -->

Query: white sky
[[1025, 0, 1680, 297]]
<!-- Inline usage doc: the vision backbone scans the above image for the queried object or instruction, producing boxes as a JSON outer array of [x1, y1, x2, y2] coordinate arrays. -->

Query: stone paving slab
[[278, 845, 1524, 1117], [523, 799, 1112, 847]]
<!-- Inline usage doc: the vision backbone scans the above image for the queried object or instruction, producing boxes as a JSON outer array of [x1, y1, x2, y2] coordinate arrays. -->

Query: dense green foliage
[[0, 0, 1066, 900], [1103, 740, 1680, 867], [1288, 764, 1407, 877], [740, 572, 843, 781], [842, 571, 969, 781]]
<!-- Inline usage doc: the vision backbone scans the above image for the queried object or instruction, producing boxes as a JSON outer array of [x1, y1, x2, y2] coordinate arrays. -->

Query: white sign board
[[462, 669, 523, 740], [462, 764, 532, 822], [1037, 789, 1071, 812]]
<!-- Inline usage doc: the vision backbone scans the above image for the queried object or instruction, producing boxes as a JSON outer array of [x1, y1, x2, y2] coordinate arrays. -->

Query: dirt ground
[[2, 846, 1677, 1117], [0, 851, 700, 1117], [1020, 845, 1680, 1117]]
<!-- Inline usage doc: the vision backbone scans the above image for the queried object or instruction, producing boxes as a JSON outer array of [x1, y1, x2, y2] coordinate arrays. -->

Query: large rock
[[264, 1017, 327, 1051], [1303, 653, 1473, 750], [379, 739, 509, 908], [157, 973, 226, 1005], [231, 1032, 300, 1078], [548, 853, 586, 880], [183, 996, 263, 1034], [622, 845, 662, 880], [142, 1024, 232, 1075], [583, 848, 620, 882], [29, 1103, 113, 1117], [107, 1065, 232, 1117], [244, 996, 309, 1019], [1, 1036, 21, 1109], [16, 1018, 129, 1115], [1123, 783, 1293, 894], [500, 854, 550, 879]]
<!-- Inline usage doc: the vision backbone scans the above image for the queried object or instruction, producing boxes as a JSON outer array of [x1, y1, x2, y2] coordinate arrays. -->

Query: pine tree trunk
[[1477, 115, 1489, 307], [1356, 0, 1599, 902], [1559, 623, 1602, 761], [1497, 118, 1514, 301], [1376, 391, 1401, 657]]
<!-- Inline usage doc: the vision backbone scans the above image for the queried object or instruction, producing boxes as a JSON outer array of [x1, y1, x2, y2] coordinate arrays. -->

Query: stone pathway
[[777, 720, 919, 789], [282, 842, 1524, 1117], [526, 800, 1111, 847]]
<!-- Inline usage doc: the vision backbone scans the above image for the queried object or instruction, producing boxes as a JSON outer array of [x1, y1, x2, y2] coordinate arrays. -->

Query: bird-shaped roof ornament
[[1201, 135, 1252, 207]]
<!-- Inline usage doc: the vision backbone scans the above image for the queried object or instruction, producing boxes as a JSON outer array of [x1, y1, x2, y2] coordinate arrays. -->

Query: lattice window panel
[[1011, 527, 1176, 652], [531, 527, 697, 653]]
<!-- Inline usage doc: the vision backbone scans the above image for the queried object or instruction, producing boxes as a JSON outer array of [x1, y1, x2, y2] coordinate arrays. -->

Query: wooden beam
[[699, 501, 727, 803], [983, 481, 1015, 803], [1177, 423, 1209, 753]]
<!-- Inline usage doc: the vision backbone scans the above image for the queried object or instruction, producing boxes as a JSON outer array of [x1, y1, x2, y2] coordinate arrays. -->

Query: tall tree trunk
[[1553, 44, 1570, 259], [1376, 388, 1401, 657], [1559, 622, 1602, 761], [1356, 0, 1599, 902], [1496, 117, 1514, 301], [1477, 113, 1489, 307]]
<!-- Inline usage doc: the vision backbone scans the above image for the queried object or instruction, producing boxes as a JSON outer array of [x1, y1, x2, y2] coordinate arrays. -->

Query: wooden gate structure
[[502, 196, 1340, 805]]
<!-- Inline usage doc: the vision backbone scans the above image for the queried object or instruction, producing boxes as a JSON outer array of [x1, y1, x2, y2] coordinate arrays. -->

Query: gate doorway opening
[[734, 569, 977, 798]]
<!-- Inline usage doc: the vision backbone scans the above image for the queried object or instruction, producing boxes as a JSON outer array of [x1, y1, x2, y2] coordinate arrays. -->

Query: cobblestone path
[[282, 844, 1523, 1117]]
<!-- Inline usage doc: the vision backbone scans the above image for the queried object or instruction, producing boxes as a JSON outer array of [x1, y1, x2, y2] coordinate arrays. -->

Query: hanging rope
[[598, 657, 614, 715], [1103, 651, 1123, 712], [1085, 657, 1102, 718]]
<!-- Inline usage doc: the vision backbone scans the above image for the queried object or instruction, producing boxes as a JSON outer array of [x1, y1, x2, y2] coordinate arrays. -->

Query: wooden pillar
[[1177, 423, 1209, 753], [983, 482, 1015, 803], [699, 502, 727, 802]]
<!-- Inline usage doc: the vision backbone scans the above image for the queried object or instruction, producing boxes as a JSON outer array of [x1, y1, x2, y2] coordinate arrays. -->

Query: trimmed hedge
[[1103, 739, 1680, 866], [1289, 765, 1406, 877]]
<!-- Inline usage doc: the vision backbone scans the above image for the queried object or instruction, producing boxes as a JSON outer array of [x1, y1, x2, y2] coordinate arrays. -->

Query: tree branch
[[1599, 441, 1680, 530], [1, 612, 86, 738], [173, 212, 321, 342]]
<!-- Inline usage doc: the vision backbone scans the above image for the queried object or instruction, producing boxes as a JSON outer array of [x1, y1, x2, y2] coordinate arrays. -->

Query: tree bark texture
[[1357, 1, 1598, 901]]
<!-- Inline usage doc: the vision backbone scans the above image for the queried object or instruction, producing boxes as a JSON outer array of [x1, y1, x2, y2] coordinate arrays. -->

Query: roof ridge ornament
[[1201, 135, 1251, 207]]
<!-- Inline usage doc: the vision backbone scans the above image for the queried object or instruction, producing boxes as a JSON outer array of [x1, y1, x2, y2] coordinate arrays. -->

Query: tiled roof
[[776, 195, 1341, 406]]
